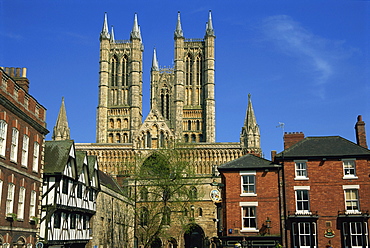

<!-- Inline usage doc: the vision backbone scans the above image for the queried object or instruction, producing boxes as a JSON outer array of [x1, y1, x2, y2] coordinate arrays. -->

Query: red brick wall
[[221, 169, 281, 237], [283, 158, 370, 248]]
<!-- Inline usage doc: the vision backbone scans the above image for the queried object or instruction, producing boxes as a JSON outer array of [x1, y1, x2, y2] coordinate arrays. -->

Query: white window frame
[[292, 222, 317, 248], [240, 202, 258, 232], [240, 171, 257, 196], [343, 185, 360, 214], [32, 142, 39, 172], [0, 120, 8, 157], [29, 190, 36, 218], [10, 128, 19, 162], [343, 222, 369, 248], [17, 186, 25, 220], [6, 183, 15, 214], [342, 159, 357, 179], [294, 186, 311, 214], [294, 160, 308, 180], [21, 135, 29, 167]]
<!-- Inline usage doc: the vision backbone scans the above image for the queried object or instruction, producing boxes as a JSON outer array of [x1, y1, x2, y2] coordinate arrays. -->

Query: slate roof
[[98, 170, 123, 194], [218, 153, 280, 171], [75, 150, 87, 174], [276, 136, 370, 159], [44, 140, 74, 174]]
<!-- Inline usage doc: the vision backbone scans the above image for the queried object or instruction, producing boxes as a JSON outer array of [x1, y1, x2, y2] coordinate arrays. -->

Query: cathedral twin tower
[[97, 11, 215, 148], [96, 11, 261, 155]]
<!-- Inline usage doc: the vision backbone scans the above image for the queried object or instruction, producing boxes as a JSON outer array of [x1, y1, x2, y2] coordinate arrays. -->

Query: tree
[[124, 148, 201, 248]]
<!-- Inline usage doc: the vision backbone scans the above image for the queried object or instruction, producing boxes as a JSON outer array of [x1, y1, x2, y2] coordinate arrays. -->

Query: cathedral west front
[[75, 11, 262, 248]]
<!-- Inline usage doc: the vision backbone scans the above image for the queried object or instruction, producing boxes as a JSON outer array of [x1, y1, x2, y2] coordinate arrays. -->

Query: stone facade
[[76, 11, 262, 248]]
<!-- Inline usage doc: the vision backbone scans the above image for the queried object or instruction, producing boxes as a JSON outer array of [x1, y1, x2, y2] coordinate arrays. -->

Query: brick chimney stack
[[355, 115, 367, 149], [284, 132, 305, 149]]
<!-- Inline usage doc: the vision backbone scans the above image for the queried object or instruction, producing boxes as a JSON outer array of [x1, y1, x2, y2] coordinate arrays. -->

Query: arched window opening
[[140, 188, 148, 201], [123, 118, 129, 129], [159, 131, 165, 148], [108, 133, 113, 143], [122, 55, 129, 87], [109, 119, 114, 128], [111, 55, 118, 86], [190, 186, 197, 200], [185, 54, 193, 86], [199, 134, 203, 143], [184, 134, 189, 143], [196, 120, 200, 130], [191, 134, 196, 143], [198, 207, 203, 217], [188, 120, 191, 131], [146, 131, 152, 148], [117, 119, 121, 129], [116, 133, 121, 143], [123, 133, 128, 143], [196, 56, 202, 86], [140, 207, 148, 226]]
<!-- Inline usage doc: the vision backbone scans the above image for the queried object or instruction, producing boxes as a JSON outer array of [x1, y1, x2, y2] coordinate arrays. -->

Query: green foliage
[[125, 148, 201, 248]]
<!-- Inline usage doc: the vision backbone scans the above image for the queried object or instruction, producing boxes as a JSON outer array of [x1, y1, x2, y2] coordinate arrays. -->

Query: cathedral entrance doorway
[[184, 224, 205, 248]]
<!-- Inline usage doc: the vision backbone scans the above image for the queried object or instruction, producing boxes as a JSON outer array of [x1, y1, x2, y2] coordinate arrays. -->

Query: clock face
[[210, 189, 221, 202]]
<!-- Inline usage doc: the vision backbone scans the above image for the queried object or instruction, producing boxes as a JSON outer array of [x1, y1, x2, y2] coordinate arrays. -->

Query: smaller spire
[[52, 97, 71, 141], [174, 11, 184, 38], [130, 13, 141, 40], [152, 48, 159, 71], [206, 10, 215, 36], [240, 94, 262, 156], [100, 12, 110, 40], [110, 26, 115, 42]]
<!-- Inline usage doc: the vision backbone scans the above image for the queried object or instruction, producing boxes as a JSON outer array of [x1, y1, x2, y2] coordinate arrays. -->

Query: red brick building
[[0, 67, 48, 246], [275, 116, 370, 248], [218, 154, 282, 247]]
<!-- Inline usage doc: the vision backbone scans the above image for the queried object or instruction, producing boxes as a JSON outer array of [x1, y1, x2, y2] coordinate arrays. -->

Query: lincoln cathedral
[[74, 11, 262, 247]]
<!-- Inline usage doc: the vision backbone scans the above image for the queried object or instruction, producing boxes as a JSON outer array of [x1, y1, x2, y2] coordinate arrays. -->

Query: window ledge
[[240, 228, 259, 233], [343, 176, 358, 180], [240, 193, 257, 197], [294, 177, 309, 181], [345, 210, 361, 215]]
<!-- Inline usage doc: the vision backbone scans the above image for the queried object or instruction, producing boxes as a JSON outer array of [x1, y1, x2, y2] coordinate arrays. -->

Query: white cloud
[[260, 15, 349, 98]]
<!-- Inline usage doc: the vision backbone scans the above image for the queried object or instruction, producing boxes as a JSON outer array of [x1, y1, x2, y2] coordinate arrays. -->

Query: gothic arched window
[[111, 55, 118, 86], [146, 131, 152, 148], [117, 119, 121, 129], [185, 53, 193, 86], [191, 134, 196, 143], [196, 120, 200, 130], [184, 134, 189, 143], [122, 55, 129, 87], [196, 56, 202, 86], [109, 119, 114, 128], [116, 133, 121, 143], [108, 133, 113, 143], [140, 207, 148, 226], [188, 120, 192, 131]]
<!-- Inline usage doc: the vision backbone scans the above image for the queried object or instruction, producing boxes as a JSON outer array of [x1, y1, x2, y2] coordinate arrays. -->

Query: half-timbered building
[[40, 140, 100, 248]]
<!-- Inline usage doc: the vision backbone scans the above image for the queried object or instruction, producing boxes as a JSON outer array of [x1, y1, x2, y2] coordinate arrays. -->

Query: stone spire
[[174, 11, 184, 38], [205, 10, 215, 36], [240, 94, 262, 156], [52, 97, 70, 141], [151, 48, 159, 71], [100, 12, 110, 40], [130, 13, 141, 40], [110, 26, 115, 42]]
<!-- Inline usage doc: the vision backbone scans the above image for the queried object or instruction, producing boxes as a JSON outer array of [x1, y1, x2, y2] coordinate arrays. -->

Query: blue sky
[[1, 1, 369, 159]]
